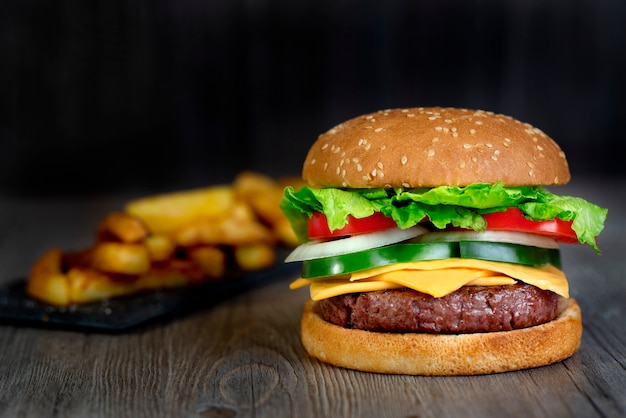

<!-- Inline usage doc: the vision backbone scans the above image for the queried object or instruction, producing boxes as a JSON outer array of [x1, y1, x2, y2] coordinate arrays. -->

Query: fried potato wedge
[[90, 242, 151, 275], [125, 186, 236, 234], [96, 212, 149, 243], [187, 246, 226, 278], [172, 217, 275, 247], [27, 248, 70, 306], [234, 243, 275, 271]]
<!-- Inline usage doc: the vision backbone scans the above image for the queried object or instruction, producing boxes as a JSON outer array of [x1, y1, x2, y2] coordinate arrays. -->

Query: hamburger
[[280, 107, 608, 375]]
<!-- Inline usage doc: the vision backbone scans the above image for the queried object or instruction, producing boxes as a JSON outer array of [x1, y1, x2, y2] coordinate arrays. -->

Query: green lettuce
[[280, 182, 608, 253]]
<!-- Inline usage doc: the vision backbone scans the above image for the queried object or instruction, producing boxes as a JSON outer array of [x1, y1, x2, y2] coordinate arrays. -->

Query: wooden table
[[0, 178, 624, 418]]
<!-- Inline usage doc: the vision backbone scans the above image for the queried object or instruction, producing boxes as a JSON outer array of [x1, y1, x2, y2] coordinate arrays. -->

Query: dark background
[[2, 0, 624, 196]]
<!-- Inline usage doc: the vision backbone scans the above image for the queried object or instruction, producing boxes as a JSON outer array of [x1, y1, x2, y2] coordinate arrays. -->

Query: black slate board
[[0, 260, 301, 333]]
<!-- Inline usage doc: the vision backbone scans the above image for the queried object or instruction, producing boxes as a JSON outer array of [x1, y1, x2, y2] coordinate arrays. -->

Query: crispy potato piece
[[125, 186, 236, 234], [172, 217, 275, 247], [144, 234, 175, 262], [27, 248, 70, 306], [96, 212, 149, 243], [187, 246, 226, 278], [65, 260, 206, 305], [66, 266, 133, 304], [234, 171, 302, 246], [90, 242, 150, 275], [234, 243, 275, 271]]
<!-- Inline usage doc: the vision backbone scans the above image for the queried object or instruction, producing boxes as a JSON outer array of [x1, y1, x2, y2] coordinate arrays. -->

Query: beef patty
[[317, 284, 559, 334]]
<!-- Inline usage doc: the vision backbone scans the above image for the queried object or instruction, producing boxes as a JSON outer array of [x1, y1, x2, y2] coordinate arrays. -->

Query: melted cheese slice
[[290, 258, 568, 301]]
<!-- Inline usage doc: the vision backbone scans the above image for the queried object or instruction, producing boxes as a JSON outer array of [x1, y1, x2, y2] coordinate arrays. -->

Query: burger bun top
[[302, 107, 570, 188]]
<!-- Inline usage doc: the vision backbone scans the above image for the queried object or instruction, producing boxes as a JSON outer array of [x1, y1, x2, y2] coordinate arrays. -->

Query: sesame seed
[[342, 181, 348, 187], [401, 109, 409, 113], [494, 150, 501, 155], [371, 169, 377, 177], [322, 143, 329, 150], [444, 119, 453, 123], [527, 162, 534, 168], [459, 162, 466, 168], [435, 126, 443, 131], [472, 157, 478, 163], [377, 162, 384, 169], [336, 167, 340, 175], [407, 113, 415, 118], [352, 158, 360, 163], [452, 132, 459, 137], [502, 141, 510, 148], [491, 155, 498, 161], [428, 116, 437, 121], [365, 143, 371, 150], [536, 145, 544, 151], [374, 127, 383, 133], [554, 176, 559, 183], [463, 144, 472, 149], [357, 164, 363, 172], [401, 155, 408, 165], [504, 137, 511, 142], [370, 118, 377, 122], [486, 143, 493, 147], [432, 137, 439, 142], [358, 138, 365, 146], [311, 159, 316, 165], [529, 170, 534, 177], [342, 169, 346, 178], [469, 129, 476, 135], [363, 175, 370, 181], [427, 149, 435, 157], [475, 121, 483, 125], [333, 146, 341, 154], [402, 182, 411, 188], [323, 162, 328, 171]]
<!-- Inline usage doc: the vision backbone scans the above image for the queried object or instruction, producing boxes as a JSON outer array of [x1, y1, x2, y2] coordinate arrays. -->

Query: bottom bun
[[301, 297, 582, 375]]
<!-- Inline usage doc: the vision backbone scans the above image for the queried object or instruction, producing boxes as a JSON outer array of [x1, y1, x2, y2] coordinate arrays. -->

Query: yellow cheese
[[310, 279, 404, 300], [291, 258, 568, 301]]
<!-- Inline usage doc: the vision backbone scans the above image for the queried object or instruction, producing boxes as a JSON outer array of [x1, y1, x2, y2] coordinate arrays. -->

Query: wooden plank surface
[[0, 178, 624, 418]]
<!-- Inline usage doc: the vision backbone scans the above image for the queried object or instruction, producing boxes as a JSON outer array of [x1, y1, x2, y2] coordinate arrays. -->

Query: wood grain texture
[[0, 179, 624, 418]]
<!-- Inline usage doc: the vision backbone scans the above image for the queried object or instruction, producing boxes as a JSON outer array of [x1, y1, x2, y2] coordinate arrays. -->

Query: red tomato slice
[[483, 207, 579, 244], [308, 211, 398, 240]]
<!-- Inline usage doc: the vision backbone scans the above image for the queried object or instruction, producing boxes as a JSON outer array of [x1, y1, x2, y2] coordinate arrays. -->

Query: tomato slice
[[483, 207, 579, 244], [308, 211, 398, 240]]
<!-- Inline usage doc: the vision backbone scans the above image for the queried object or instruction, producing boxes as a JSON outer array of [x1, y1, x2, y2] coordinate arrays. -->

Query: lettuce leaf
[[280, 182, 608, 252]]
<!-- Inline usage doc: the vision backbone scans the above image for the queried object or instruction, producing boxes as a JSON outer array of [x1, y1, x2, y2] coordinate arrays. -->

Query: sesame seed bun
[[303, 107, 570, 188], [300, 297, 582, 375]]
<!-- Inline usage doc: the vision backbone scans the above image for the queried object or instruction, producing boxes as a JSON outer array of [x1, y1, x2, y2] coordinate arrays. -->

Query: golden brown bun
[[301, 297, 582, 375], [302, 107, 570, 188]]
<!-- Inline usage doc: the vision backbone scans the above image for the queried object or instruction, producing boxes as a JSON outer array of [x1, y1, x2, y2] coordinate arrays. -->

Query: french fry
[[27, 248, 70, 306], [125, 186, 236, 234], [144, 234, 175, 262], [187, 246, 226, 278], [172, 217, 275, 247], [90, 242, 151, 275], [234, 243, 275, 271], [96, 212, 149, 243]]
